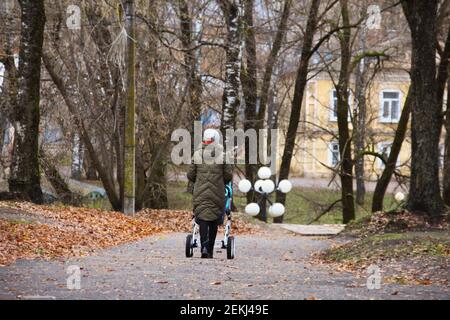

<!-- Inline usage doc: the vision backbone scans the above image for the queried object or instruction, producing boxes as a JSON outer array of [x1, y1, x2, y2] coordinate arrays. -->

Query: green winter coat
[[187, 144, 233, 221]]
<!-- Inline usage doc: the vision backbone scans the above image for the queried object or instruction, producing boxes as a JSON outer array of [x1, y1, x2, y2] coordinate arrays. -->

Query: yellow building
[[280, 70, 446, 179]]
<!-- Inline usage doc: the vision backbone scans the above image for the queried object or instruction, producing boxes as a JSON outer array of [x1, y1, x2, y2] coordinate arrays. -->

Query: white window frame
[[329, 89, 352, 122], [379, 89, 402, 123], [329, 89, 338, 121], [377, 141, 400, 169], [328, 141, 340, 166]]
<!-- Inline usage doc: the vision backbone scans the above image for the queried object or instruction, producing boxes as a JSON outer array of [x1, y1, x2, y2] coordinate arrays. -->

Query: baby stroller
[[185, 181, 236, 259]]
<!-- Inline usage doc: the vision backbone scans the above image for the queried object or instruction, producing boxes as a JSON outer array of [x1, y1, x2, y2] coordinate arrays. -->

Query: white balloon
[[254, 180, 264, 192], [238, 179, 252, 193], [245, 203, 260, 216], [203, 128, 220, 143], [394, 192, 405, 202], [257, 166, 272, 179], [268, 203, 285, 217], [278, 179, 292, 193], [261, 179, 275, 193]]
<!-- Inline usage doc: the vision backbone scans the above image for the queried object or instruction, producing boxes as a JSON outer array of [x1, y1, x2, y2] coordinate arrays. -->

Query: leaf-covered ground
[[0, 201, 262, 266], [315, 211, 450, 286], [0, 203, 448, 299]]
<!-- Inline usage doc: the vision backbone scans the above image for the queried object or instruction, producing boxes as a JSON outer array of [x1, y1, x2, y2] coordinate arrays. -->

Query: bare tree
[[353, 12, 369, 206], [402, 0, 445, 216], [178, 0, 203, 129], [42, 1, 179, 211], [241, 0, 258, 203], [334, 0, 355, 223], [372, 86, 412, 212], [257, 0, 292, 131], [241, 0, 293, 206], [136, 0, 169, 210], [8, 0, 45, 203], [43, 1, 128, 211], [373, 2, 449, 212], [275, 0, 321, 223]]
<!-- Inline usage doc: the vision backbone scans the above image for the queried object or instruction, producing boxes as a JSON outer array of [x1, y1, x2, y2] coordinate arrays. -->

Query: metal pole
[[260, 193, 267, 222], [123, 0, 136, 215]]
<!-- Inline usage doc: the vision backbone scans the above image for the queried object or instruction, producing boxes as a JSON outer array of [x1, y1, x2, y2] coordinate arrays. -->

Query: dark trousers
[[197, 218, 219, 255]]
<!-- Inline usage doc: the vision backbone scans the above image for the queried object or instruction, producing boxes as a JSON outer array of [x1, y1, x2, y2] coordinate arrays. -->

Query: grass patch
[[167, 180, 394, 225], [9, 176, 395, 225], [322, 231, 450, 265], [315, 210, 450, 286], [167, 182, 193, 210], [34, 248, 48, 255], [9, 219, 34, 225]]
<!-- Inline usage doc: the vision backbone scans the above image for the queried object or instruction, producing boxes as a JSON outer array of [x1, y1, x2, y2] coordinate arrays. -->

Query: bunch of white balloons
[[238, 167, 292, 218]]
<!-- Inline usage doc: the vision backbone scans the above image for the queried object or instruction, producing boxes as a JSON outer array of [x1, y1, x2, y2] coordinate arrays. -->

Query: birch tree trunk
[[218, 0, 242, 139], [123, 0, 136, 215], [437, 27, 450, 206], [0, 9, 17, 176], [402, 0, 444, 216], [444, 77, 450, 205], [70, 133, 83, 180], [8, 0, 45, 204]]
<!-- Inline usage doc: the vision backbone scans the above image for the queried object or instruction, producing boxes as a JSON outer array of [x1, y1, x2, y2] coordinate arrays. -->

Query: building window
[[330, 89, 338, 121], [43, 128, 63, 144], [329, 89, 352, 122], [3, 129, 9, 145], [329, 142, 340, 166], [377, 141, 400, 169], [380, 90, 401, 123], [378, 142, 391, 168]]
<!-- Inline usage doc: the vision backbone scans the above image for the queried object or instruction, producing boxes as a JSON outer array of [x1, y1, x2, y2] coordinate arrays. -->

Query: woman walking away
[[187, 128, 233, 258]]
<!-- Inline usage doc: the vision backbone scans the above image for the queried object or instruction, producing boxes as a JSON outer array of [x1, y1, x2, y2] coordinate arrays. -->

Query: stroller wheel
[[185, 234, 194, 257], [227, 236, 235, 259]]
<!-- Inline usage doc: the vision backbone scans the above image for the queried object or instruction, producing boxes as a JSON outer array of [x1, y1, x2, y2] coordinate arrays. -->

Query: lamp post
[[238, 167, 292, 222]]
